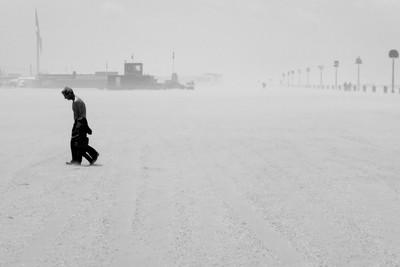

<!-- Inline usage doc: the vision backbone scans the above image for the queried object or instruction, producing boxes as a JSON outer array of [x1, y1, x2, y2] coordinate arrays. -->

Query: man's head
[[61, 87, 74, 100]]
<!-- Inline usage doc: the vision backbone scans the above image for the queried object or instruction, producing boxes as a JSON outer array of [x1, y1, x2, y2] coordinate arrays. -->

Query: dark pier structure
[[17, 57, 190, 89]]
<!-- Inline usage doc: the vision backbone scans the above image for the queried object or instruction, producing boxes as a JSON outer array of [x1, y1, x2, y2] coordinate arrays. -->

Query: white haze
[[2, 0, 400, 85]]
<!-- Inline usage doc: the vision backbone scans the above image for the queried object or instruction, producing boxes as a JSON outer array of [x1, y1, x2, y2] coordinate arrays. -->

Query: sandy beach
[[1, 86, 400, 266]]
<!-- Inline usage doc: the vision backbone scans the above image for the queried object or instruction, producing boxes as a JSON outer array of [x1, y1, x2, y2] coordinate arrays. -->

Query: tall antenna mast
[[35, 9, 42, 76], [172, 51, 175, 73]]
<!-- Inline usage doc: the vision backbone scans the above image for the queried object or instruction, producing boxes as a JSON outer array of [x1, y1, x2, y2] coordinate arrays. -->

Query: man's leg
[[68, 122, 81, 164], [72, 139, 83, 163], [75, 146, 83, 164], [86, 145, 99, 164], [68, 139, 81, 164], [82, 150, 93, 163], [75, 137, 89, 164], [86, 145, 98, 158], [70, 139, 78, 161]]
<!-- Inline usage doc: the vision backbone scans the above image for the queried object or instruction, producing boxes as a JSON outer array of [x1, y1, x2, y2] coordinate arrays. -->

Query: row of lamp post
[[283, 49, 400, 92], [283, 57, 363, 89]]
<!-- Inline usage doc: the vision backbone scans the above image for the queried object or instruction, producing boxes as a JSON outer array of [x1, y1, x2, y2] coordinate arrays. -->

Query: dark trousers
[[70, 138, 98, 163]]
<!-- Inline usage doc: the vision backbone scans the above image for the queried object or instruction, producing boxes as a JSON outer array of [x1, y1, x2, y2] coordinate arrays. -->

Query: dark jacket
[[71, 117, 92, 148]]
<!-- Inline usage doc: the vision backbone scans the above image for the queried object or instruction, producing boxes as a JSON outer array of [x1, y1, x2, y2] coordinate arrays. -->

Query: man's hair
[[61, 87, 74, 96]]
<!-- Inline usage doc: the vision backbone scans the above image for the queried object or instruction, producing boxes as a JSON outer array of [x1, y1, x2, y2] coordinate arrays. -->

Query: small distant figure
[[343, 82, 348, 91], [186, 80, 195, 90], [343, 82, 353, 91], [62, 87, 99, 165], [262, 82, 266, 89]]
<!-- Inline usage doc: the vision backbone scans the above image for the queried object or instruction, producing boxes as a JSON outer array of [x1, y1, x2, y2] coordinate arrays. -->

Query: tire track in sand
[[192, 139, 307, 266], [108, 140, 175, 266]]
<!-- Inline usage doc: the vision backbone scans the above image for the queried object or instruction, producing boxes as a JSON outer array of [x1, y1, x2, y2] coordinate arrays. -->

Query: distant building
[[0, 73, 20, 88], [163, 72, 185, 89], [36, 72, 106, 88], [95, 71, 118, 76], [24, 58, 189, 90], [107, 62, 160, 89]]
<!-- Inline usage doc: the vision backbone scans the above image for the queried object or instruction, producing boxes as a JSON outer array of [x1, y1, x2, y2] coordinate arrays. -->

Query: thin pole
[[357, 64, 360, 90], [335, 68, 337, 89], [35, 9, 40, 76], [36, 34, 40, 75], [172, 52, 175, 73], [392, 58, 395, 93], [320, 70, 322, 87], [298, 71, 301, 86]]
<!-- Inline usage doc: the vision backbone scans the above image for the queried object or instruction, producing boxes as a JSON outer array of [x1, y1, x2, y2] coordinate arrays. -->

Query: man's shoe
[[90, 153, 99, 165], [66, 160, 81, 165]]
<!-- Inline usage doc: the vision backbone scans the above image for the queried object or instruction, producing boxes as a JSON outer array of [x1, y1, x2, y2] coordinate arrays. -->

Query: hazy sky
[[1, 0, 400, 85]]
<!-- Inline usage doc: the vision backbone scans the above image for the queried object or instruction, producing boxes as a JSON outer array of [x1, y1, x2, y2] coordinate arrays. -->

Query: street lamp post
[[334, 60, 339, 89], [298, 69, 301, 87], [306, 67, 310, 88], [389, 50, 399, 93], [355, 56, 362, 91], [291, 70, 295, 86], [318, 65, 324, 88]]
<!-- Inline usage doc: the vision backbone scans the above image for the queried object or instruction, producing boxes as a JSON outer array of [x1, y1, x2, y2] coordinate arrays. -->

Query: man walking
[[62, 87, 99, 165]]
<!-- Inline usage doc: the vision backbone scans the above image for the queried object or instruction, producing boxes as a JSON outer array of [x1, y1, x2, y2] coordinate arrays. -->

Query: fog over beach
[[2, 0, 400, 84], [2, 0, 400, 266]]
